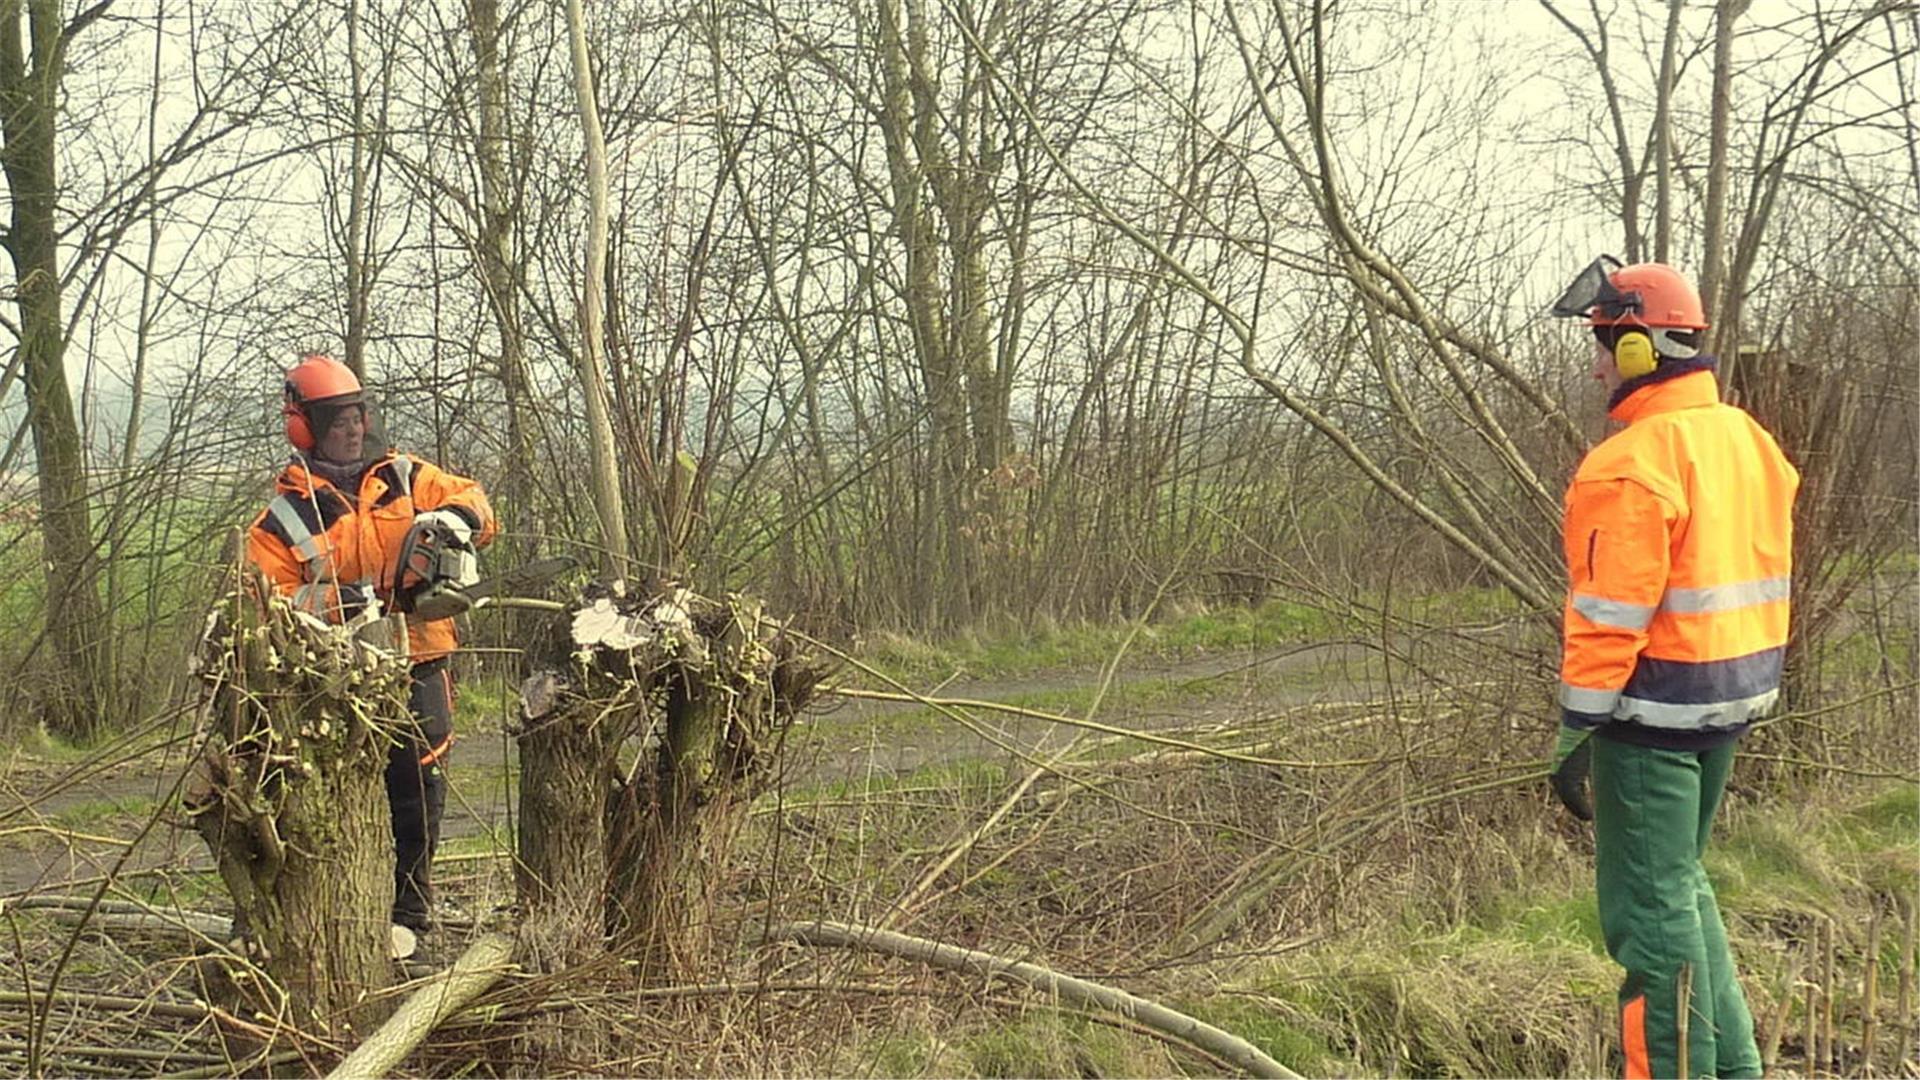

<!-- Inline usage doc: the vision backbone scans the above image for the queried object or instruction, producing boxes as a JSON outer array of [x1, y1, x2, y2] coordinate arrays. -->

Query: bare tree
[[0, 0, 118, 741]]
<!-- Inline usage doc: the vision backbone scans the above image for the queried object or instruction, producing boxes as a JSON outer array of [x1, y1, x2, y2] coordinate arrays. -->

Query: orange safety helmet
[[1552, 257, 1708, 330], [1552, 257, 1708, 375], [282, 353, 365, 451]]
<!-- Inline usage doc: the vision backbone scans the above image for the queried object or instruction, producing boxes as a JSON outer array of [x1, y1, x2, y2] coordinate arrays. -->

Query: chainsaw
[[391, 515, 574, 620]]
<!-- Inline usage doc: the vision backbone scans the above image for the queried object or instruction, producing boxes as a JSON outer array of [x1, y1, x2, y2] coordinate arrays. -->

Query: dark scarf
[[300, 454, 373, 498], [1607, 354, 1719, 412]]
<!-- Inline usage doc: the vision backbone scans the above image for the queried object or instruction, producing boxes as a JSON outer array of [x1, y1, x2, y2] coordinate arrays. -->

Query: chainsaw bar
[[463, 556, 576, 602]]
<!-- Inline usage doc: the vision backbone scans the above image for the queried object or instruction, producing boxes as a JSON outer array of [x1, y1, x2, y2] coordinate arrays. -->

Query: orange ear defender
[[283, 382, 316, 451], [280, 353, 363, 452], [1614, 331, 1656, 380]]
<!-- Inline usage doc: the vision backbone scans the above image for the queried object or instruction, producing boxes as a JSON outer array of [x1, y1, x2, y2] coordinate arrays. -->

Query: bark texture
[[515, 587, 823, 983], [513, 662, 618, 973], [186, 584, 409, 1033], [0, 0, 115, 741]]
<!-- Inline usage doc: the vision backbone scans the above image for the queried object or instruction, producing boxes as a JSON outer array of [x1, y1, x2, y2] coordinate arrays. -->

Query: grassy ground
[[858, 598, 1334, 683], [810, 779, 1916, 1078], [0, 595, 1910, 1077]]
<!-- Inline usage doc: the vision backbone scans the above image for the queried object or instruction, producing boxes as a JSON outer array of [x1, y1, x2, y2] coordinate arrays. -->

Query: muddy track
[[0, 639, 1390, 897]]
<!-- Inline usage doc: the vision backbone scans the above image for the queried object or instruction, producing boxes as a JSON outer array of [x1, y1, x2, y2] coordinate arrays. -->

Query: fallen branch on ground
[[6, 894, 233, 938], [327, 932, 517, 1080], [765, 919, 1302, 1080]]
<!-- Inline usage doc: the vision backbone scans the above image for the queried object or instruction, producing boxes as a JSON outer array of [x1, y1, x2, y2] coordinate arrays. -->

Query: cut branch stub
[[185, 574, 412, 1033]]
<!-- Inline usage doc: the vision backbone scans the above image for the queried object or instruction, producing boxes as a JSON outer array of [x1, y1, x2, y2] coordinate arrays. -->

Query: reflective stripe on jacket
[[246, 451, 497, 663], [1560, 368, 1799, 735]]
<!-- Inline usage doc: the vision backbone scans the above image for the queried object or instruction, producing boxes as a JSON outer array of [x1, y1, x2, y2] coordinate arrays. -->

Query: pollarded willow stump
[[185, 578, 411, 1033], [515, 586, 824, 981]]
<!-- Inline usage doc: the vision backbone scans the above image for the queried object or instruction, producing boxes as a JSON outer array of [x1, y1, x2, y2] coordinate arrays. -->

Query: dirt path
[[0, 638, 1388, 897]]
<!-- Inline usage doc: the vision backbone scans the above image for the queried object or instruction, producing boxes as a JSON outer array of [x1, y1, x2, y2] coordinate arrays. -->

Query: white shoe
[[389, 923, 418, 960]]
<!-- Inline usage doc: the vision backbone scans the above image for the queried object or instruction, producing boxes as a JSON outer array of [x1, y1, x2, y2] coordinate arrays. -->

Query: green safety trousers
[[1592, 736, 1760, 1079]]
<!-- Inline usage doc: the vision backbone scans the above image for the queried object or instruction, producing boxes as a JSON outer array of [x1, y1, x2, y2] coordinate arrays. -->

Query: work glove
[[412, 508, 474, 547], [291, 580, 372, 623], [1549, 723, 1594, 822]]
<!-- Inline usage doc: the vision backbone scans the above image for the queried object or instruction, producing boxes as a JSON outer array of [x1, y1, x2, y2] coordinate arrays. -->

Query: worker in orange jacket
[[1548, 260, 1798, 1079], [246, 354, 497, 937]]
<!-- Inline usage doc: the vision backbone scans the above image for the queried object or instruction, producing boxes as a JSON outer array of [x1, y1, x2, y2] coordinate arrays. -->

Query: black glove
[[1549, 724, 1594, 822]]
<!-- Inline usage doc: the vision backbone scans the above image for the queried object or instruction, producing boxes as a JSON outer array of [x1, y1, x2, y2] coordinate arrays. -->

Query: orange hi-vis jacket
[[1560, 368, 1799, 741], [246, 451, 497, 664]]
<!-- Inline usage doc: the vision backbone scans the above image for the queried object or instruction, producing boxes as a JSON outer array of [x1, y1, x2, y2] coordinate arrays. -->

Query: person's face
[[316, 404, 366, 463], [1591, 340, 1623, 395]]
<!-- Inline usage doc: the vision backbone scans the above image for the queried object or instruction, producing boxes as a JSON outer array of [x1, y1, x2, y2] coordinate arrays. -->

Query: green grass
[[771, 758, 1011, 809], [839, 1011, 1184, 1077], [440, 826, 514, 860], [52, 794, 160, 830], [860, 598, 1329, 684], [453, 673, 520, 732], [1383, 583, 1532, 623], [810, 638, 1354, 755], [1175, 997, 1334, 1075], [1815, 625, 1917, 683]]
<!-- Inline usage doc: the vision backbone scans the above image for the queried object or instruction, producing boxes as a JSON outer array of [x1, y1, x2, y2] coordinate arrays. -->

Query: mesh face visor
[[1550, 255, 1637, 321]]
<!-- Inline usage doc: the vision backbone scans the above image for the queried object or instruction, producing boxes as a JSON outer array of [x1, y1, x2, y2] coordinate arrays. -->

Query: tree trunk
[[329, 933, 517, 1080], [513, 669, 617, 972], [525, 590, 822, 983], [0, 0, 115, 742], [606, 672, 750, 982], [467, 0, 539, 562], [1700, 0, 1748, 358], [342, 0, 371, 378], [1651, 0, 1683, 263], [564, 0, 630, 575], [186, 588, 403, 1033]]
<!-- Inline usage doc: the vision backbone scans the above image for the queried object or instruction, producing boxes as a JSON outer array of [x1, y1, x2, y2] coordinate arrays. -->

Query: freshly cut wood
[[767, 919, 1302, 1079], [328, 932, 517, 1080]]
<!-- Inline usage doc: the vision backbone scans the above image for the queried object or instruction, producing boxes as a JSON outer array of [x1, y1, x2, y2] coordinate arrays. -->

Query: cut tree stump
[[185, 579, 412, 1033], [515, 586, 823, 981]]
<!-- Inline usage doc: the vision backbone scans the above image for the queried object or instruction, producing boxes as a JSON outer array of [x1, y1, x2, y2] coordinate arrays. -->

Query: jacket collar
[[277, 449, 396, 496], [1608, 363, 1720, 424]]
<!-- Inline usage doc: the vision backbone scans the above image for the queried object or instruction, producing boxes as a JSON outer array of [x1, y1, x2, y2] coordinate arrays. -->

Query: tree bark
[[186, 586, 404, 1033], [1651, 0, 1683, 263], [519, 590, 820, 983], [0, 0, 115, 742], [342, 0, 371, 378], [564, 0, 630, 575], [605, 670, 749, 981], [513, 668, 618, 973], [467, 0, 538, 565], [1700, 0, 1747, 356]]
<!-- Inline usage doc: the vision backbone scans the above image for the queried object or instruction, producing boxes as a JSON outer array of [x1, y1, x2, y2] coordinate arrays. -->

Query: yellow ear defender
[[1613, 331, 1657, 380]]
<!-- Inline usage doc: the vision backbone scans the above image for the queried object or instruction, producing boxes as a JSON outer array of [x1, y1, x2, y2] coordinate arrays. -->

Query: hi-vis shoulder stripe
[[1571, 593, 1655, 630], [1659, 576, 1790, 615], [266, 495, 328, 562], [388, 455, 413, 497]]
